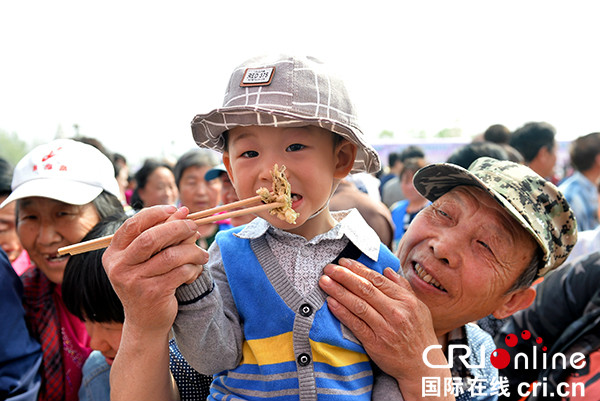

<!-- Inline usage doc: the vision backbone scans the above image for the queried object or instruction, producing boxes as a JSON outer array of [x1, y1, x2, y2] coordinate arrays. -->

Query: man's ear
[[333, 140, 358, 179], [222, 153, 235, 185], [492, 286, 536, 320]]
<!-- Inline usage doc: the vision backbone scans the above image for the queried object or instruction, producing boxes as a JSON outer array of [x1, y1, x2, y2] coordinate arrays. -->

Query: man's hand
[[319, 258, 454, 400], [103, 205, 207, 336]]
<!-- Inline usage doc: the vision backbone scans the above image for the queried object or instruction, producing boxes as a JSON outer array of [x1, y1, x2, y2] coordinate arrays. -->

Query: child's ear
[[222, 153, 235, 185], [333, 140, 357, 179]]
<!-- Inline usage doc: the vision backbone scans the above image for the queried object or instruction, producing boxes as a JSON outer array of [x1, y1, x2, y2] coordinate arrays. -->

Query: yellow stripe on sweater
[[240, 333, 369, 367]]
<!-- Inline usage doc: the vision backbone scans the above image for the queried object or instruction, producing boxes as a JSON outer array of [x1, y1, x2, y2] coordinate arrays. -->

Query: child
[[61, 216, 213, 401], [173, 54, 401, 400]]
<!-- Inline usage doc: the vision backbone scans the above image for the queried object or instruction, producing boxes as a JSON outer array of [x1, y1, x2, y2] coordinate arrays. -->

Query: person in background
[[174, 149, 231, 248], [389, 157, 430, 251], [204, 163, 256, 227], [559, 132, 600, 231], [1, 248, 42, 401], [509, 121, 558, 181], [483, 123, 511, 145], [330, 176, 395, 249], [482, 124, 524, 164], [0, 157, 30, 274], [129, 158, 178, 211], [381, 145, 425, 207], [0, 139, 124, 401], [62, 215, 213, 401], [496, 250, 600, 400], [378, 151, 401, 195], [446, 141, 509, 170], [112, 153, 131, 207]]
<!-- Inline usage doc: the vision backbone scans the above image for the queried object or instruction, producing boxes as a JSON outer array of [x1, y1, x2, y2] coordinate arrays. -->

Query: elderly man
[[319, 157, 577, 400]]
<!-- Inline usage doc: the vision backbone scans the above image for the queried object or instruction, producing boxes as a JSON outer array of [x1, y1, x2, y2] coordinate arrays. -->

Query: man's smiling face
[[397, 185, 537, 335]]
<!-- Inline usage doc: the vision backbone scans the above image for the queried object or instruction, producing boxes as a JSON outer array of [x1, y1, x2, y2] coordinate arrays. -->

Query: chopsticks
[[57, 195, 282, 256]]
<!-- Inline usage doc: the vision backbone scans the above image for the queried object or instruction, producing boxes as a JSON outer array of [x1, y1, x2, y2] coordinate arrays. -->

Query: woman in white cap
[[0, 138, 124, 401]]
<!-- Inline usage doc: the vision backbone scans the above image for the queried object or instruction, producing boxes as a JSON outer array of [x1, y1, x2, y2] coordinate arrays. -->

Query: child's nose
[[257, 160, 277, 183]]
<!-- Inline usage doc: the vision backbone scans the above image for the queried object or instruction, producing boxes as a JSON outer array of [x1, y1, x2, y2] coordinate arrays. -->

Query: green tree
[[0, 130, 29, 165], [435, 127, 462, 138], [378, 129, 394, 139]]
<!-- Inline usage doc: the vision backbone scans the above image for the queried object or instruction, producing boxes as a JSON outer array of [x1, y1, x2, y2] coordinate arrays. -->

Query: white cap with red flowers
[[0, 139, 120, 208]]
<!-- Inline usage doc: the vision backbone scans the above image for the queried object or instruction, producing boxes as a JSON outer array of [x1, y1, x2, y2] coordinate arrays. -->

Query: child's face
[[84, 320, 123, 366], [223, 125, 356, 239]]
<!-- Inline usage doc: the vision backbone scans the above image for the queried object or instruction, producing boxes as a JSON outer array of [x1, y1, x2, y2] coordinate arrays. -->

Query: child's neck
[[284, 209, 337, 241]]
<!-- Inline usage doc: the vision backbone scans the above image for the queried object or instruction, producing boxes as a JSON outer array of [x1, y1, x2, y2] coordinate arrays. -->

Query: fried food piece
[[256, 164, 299, 224]]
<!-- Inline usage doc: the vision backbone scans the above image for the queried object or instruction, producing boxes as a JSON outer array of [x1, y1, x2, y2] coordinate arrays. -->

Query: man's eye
[[286, 144, 305, 152], [241, 150, 259, 158], [435, 207, 450, 218], [478, 240, 492, 251]]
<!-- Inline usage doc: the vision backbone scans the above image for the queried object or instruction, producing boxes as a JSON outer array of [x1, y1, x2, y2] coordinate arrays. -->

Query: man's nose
[[429, 234, 461, 268]]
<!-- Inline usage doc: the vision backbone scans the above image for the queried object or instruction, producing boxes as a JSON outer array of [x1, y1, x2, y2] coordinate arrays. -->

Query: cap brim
[[204, 166, 228, 181], [413, 163, 550, 260], [0, 178, 104, 208], [191, 106, 381, 174]]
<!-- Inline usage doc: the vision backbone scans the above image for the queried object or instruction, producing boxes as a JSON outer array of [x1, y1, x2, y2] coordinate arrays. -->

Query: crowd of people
[[1, 53, 598, 401]]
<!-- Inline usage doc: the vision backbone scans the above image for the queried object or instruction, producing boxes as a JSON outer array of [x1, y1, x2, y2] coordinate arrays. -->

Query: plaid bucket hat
[[190, 54, 380, 174], [413, 157, 577, 277]]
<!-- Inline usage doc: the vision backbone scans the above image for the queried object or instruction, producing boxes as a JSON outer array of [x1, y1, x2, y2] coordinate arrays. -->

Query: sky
[[1, 1, 599, 166]]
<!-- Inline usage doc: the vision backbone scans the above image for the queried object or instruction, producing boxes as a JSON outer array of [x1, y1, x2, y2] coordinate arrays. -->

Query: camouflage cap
[[190, 54, 380, 174], [413, 157, 577, 276]]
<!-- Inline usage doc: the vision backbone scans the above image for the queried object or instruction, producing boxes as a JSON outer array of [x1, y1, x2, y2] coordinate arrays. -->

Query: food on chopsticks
[[256, 164, 299, 224], [58, 164, 298, 256]]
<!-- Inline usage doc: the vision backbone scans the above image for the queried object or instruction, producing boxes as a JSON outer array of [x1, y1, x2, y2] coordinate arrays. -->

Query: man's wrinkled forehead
[[440, 185, 534, 244]]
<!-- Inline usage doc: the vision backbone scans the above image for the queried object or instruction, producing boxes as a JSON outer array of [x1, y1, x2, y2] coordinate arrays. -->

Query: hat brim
[[0, 178, 104, 208], [204, 165, 228, 182], [191, 106, 381, 174], [413, 163, 550, 262]]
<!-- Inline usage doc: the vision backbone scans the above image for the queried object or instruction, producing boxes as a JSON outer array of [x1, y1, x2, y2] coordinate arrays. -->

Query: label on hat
[[240, 67, 275, 87]]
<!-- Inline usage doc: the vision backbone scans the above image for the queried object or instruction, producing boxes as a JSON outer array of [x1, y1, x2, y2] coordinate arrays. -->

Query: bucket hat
[[190, 54, 380, 174], [413, 157, 577, 276]]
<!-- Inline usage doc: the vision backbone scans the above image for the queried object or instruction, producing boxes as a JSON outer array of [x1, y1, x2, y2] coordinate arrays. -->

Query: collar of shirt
[[234, 208, 381, 261]]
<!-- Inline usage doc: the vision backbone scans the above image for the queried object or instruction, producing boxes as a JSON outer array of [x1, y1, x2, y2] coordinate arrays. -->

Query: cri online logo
[[423, 330, 586, 371], [490, 330, 546, 369]]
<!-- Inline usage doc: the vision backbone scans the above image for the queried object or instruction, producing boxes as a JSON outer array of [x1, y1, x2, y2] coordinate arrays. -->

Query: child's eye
[[241, 150, 259, 158], [286, 143, 305, 152]]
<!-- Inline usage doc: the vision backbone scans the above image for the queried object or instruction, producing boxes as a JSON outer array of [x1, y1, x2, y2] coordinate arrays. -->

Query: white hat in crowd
[[0, 139, 120, 208]]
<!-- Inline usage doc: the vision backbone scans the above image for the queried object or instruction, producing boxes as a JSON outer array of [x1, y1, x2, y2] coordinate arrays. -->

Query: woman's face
[[178, 165, 222, 214], [138, 166, 178, 207], [0, 196, 24, 262], [17, 197, 100, 284]]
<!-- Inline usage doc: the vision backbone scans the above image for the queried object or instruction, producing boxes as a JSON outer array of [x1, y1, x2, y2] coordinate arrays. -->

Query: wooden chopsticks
[[57, 195, 282, 256]]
